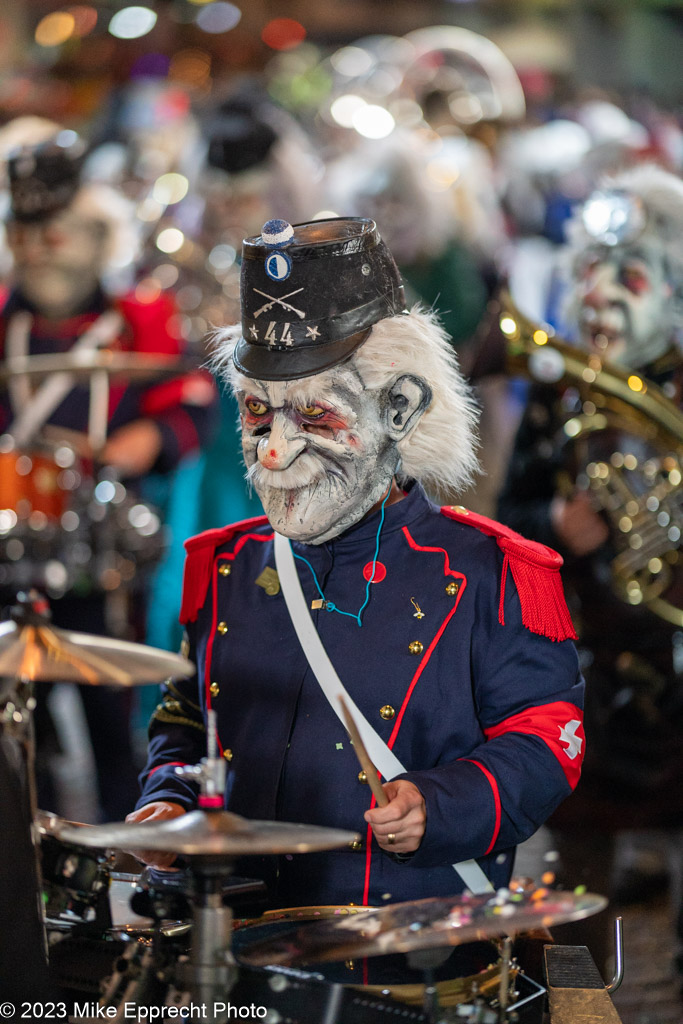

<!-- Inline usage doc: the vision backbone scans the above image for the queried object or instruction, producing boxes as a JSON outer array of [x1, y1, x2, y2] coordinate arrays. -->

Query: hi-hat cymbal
[[35, 809, 91, 836], [0, 351, 198, 385], [237, 888, 608, 967], [0, 619, 194, 685], [55, 809, 360, 858]]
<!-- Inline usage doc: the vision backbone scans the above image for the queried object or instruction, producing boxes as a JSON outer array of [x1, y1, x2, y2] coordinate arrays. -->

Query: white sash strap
[[273, 530, 494, 894], [7, 309, 124, 449]]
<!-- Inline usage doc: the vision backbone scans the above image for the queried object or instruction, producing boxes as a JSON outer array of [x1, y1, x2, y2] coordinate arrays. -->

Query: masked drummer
[[130, 216, 584, 910], [497, 165, 683, 965], [0, 131, 217, 821]]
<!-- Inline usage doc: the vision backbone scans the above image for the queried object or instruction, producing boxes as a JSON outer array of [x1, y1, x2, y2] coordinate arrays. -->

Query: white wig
[[212, 305, 480, 501], [69, 182, 140, 272], [561, 164, 683, 343], [565, 164, 683, 284]]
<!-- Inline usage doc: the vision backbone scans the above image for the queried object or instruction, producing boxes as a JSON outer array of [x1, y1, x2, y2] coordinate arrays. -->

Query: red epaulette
[[116, 292, 181, 356], [180, 515, 269, 624], [441, 505, 577, 642]]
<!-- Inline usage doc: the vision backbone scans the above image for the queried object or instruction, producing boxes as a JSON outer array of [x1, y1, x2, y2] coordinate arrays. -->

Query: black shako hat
[[233, 217, 406, 381], [8, 133, 87, 223]]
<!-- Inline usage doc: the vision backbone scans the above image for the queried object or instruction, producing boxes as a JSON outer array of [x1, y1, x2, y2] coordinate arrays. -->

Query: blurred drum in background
[[0, 433, 164, 600]]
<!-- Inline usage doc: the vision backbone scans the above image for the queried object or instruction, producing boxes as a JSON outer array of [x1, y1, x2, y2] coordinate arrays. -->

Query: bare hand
[[101, 419, 163, 476], [364, 779, 426, 854], [124, 800, 186, 869], [551, 492, 609, 557]]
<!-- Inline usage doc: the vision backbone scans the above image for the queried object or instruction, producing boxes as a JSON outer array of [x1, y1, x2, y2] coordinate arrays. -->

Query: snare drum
[[107, 872, 191, 942]]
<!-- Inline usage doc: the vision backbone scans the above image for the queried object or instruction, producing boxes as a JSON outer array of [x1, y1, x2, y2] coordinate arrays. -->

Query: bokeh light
[[261, 18, 306, 51], [330, 46, 376, 78], [67, 5, 98, 38], [352, 103, 395, 139], [108, 6, 157, 40], [195, 3, 241, 35], [152, 173, 190, 206], [169, 49, 212, 87], [208, 244, 237, 271], [156, 228, 185, 254], [35, 12, 76, 47], [330, 94, 366, 128]]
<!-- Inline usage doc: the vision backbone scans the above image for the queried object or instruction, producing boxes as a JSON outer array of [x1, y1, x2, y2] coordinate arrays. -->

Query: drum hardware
[[98, 941, 179, 1019], [0, 347, 197, 597], [543, 917, 625, 1024], [0, 350, 199, 386], [135, 867, 268, 926], [498, 290, 683, 627], [606, 916, 624, 994], [0, 588, 195, 684], [38, 827, 113, 930], [56, 710, 360, 1016], [0, 350, 198, 475], [0, 590, 196, 1000], [44, 701, 594, 1024]]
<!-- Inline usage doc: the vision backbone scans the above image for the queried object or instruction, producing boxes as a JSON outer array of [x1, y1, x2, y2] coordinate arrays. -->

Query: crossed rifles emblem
[[253, 288, 306, 320]]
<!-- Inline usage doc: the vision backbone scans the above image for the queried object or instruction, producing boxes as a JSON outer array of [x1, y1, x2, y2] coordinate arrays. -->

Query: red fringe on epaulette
[[498, 541, 577, 642], [179, 544, 217, 624]]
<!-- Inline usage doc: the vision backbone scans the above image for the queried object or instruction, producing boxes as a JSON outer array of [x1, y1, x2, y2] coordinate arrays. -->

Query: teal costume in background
[[139, 389, 260, 723]]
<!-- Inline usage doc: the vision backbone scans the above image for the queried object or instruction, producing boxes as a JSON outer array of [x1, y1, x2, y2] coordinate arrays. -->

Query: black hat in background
[[7, 132, 87, 222], [233, 217, 407, 381], [205, 91, 278, 176]]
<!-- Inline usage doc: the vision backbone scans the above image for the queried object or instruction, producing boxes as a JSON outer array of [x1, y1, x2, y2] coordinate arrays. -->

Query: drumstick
[[338, 696, 388, 807]]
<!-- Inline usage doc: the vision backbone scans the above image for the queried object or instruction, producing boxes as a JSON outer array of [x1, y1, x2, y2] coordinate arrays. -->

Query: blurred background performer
[[0, 127, 218, 821], [138, 81, 324, 654], [497, 164, 683, 969]]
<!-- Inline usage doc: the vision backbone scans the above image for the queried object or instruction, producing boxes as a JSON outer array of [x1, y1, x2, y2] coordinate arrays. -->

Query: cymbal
[[35, 809, 91, 837], [0, 619, 195, 685], [0, 351, 199, 385], [55, 809, 361, 858], [237, 888, 608, 967]]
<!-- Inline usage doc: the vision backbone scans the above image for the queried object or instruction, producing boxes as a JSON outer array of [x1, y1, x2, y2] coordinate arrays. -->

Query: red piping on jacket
[[204, 534, 274, 759], [361, 526, 467, 906], [461, 759, 501, 854], [148, 761, 188, 777]]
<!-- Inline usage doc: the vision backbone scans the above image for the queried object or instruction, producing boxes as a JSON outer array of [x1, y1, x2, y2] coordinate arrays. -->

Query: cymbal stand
[[1, 672, 46, 956], [407, 947, 451, 1024], [88, 368, 110, 461], [496, 936, 513, 1020], [174, 711, 237, 1016]]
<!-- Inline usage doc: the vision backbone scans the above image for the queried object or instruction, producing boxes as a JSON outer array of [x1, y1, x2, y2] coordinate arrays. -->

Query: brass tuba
[[498, 291, 683, 627]]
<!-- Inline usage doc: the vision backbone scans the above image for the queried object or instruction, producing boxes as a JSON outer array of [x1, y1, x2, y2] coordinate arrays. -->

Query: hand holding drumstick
[[339, 697, 426, 855]]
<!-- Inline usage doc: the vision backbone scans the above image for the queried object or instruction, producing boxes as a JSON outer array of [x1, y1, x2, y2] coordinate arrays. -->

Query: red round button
[[363, 561, 386, 583]]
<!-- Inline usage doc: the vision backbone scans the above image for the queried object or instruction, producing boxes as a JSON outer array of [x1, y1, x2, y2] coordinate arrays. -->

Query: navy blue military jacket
[[139, 485, 584, 907]]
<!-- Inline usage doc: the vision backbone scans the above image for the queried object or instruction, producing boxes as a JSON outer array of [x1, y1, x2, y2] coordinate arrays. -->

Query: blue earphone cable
[[292, 486, 391, 627]]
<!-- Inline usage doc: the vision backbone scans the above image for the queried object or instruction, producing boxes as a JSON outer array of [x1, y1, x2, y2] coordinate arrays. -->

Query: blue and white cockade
[[262, 218, 294, 282]]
